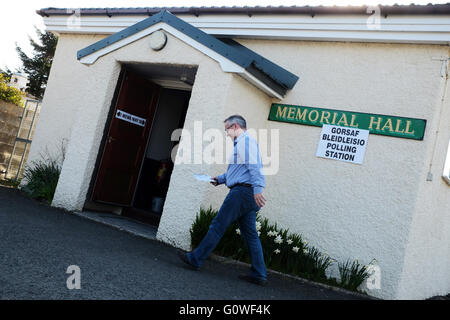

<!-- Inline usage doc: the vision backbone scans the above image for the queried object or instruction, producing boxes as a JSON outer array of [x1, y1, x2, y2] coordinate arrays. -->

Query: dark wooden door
[[91, 70, 160, 206]]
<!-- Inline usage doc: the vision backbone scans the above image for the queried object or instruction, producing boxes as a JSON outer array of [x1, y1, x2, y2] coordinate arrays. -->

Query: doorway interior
[[86, 63, 197, 227]]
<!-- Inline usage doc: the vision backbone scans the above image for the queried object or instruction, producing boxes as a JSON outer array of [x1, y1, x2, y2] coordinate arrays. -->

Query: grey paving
[[0, 186, 369, 300], [74, 210, 158, 241]]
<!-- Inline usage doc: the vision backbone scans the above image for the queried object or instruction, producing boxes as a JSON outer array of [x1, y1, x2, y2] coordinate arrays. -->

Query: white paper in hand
[[194, 174, 214, 182]]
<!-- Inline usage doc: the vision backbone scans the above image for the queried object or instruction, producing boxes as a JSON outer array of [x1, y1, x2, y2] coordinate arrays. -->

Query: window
[[443, 139, 450, 185]]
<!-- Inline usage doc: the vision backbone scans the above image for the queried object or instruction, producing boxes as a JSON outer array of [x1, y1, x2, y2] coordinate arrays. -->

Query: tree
[[16, 27, 57, 100]]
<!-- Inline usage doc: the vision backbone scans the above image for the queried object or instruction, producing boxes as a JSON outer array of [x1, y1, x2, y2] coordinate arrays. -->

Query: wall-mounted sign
[[316, 124, 369, 164], [115, 109, 146, 127], [268, 104, 426, 140]]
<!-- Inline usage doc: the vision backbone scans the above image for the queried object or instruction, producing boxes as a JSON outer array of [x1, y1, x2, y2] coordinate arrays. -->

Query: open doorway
[[125, 87, 191, 225], [87, 63, 196, 227]]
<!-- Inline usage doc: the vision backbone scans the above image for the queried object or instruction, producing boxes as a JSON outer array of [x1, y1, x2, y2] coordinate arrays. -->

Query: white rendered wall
[[27, 30, 449, 299], [23, 34, 108, 186], [155, 62, 238, 248], [397, 56, 450, 300], [34, 31, 242, 220], [234, 39, 449, 299]]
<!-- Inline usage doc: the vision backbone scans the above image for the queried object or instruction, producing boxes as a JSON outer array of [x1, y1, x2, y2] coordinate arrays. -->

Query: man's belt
[[229, 183, 252, 189]]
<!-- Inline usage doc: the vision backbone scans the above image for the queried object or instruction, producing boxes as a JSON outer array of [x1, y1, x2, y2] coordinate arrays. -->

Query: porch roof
[[76, 10, 299, 98]]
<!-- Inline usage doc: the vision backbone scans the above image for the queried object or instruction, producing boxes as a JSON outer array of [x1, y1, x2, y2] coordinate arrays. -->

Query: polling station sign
[[316, 125, 369, 165]]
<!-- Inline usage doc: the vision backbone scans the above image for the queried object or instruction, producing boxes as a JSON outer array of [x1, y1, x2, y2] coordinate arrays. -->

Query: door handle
[[107, 136, 116, 144]]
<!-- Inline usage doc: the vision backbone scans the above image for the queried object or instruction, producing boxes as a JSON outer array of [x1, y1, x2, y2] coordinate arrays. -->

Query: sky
[[0, 0, 446, 72]]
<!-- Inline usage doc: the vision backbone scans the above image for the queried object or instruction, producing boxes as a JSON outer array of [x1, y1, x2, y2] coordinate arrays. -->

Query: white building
[[9, 73, 28, 92], [26, 4, 450, 299]]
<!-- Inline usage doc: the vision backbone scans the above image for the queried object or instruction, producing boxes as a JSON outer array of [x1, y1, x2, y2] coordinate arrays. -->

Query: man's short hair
[[224, 115, 247, 129]]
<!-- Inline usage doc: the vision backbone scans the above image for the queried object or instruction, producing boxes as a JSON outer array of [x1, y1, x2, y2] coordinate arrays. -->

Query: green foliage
[[191, 206, 372, 293], [190, 206, 248, 262], [22, 142, 66, 204], [22, 158, 61, 204], [190, 206, 217, 250], [0, 67, 13, 82], [16, 27, 57, 99], [0, 73, 24, 106], [0, 178, 21, 188], [338, 259, 371, 292]]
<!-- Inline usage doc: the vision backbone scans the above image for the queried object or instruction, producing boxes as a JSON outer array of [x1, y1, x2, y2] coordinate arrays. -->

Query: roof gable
[[77, 10, 298, 98]]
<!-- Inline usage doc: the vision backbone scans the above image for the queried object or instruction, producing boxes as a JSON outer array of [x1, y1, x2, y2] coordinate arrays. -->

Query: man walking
[[177, 115, 268, 285]]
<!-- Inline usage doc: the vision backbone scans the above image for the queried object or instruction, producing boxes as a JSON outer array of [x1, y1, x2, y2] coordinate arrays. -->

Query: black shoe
[[238, 274, 268, 286], [176, 249, 200, 271]]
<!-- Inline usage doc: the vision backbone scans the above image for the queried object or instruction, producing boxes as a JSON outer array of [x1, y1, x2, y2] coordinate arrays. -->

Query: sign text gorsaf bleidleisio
[[316, 125, 369, 164], [268, 104, 426, 140]]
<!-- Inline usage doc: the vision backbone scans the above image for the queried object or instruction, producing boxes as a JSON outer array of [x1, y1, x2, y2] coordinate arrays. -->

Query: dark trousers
[[187, 185, 267, 280]]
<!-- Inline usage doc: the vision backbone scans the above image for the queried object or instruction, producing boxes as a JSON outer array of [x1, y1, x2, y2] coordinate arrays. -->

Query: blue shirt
[[217, 130, 265, 194]]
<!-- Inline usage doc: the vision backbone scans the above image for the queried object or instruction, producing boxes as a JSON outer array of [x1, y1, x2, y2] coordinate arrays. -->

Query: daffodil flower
[[257, 231, 261, 236], [236, 228, 240, 235], [274, 235, 283, 244], [274, 249, 280, 254], [287, 239, 293, 245], [292, 246, 299, 253]]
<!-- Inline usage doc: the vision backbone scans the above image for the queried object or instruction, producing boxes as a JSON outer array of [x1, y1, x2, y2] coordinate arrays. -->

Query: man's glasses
[[225, 124, 235, 132]]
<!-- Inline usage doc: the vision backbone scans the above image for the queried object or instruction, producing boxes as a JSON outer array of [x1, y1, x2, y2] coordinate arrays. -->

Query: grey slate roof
[[37, 4, 450, 17], [77, 10, 299, 97]]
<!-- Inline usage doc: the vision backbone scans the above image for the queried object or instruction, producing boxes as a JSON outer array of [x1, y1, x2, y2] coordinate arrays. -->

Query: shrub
[[190, 206, 373, 293], [22, 157, 61, 204], [21, 142, 66, 204], [0, 74, 24, 106]]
